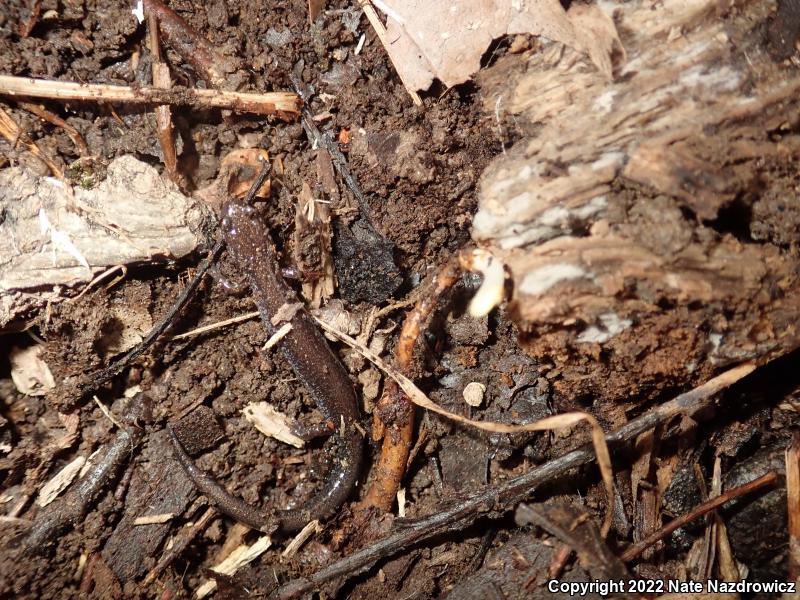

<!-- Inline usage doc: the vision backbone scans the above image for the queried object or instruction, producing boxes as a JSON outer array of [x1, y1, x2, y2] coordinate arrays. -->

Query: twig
[[147, 13, 182, 188], [143, 506, 218, 585], [73, 240, 224, 407], [786, 435, 800, 583], [0, 75, 301, 120], [620, 471, 778, 562], [0, 105, 63, 177], [143, 0, 238, 89], [271, 362, 755, 598], [16, 100, 90, 157], [22, 394, 153, 553], [18, 0, 42, 37], [357, 1, 422, 106], [297, 107, 376, 228]]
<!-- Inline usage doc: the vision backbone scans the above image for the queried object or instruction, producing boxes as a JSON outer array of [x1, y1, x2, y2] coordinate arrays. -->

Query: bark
[[473, 0, 800, 419], [0, 155, 211, 329]]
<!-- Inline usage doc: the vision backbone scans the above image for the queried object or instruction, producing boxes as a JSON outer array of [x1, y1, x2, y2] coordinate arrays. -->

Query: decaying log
[[474, 0, 800, 416], [0, 156, 211, 329]]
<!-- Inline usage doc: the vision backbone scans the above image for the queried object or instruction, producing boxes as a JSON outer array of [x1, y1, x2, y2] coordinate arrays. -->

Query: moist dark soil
[[1, 1, 799, 599]]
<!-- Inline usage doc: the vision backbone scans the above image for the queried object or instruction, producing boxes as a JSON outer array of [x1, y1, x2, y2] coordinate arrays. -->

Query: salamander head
[[221, 201, 257, 237]]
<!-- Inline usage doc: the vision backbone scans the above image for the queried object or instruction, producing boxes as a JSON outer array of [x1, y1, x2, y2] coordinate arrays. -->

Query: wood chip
[[195, 535, 272, 599], [281, 519, 320, 558], [263, 322, 293, 350], [243, 402, 305, 448], [133, 513, 175, 525], [36, 456, 86, 507]]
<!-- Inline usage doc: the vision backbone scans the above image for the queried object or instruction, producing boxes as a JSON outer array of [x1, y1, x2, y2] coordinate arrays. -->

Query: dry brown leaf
[[380, 0, 623, 92], [220, 149, 271, 199], [314, 314, 615, 535], [9, 345, 55, 396]]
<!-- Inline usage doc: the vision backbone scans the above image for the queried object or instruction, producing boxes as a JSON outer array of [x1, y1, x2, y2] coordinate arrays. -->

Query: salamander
[[170, 198, 363, 534]]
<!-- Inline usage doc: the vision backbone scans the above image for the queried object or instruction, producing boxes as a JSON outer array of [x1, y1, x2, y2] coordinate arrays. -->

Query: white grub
[[243, 402, 305, 448], [36, 455, 86, 507], [462, 248, 506, 317], [519, 263, 587, 296], [463, 381, 486, 407]]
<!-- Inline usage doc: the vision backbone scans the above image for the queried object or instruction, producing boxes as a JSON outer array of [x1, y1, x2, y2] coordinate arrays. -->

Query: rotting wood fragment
[[100, 429, 199, 583], [472, 0, 800, 410], [0, 155, 210, 329]]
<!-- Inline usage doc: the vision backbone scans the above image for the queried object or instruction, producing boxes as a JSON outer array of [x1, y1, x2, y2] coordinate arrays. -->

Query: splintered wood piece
[[787, 436, 800, 583]]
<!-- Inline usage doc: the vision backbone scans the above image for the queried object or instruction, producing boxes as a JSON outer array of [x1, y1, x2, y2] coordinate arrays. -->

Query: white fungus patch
[[519, 263, 588, 296], [576, 312, 633, 344]]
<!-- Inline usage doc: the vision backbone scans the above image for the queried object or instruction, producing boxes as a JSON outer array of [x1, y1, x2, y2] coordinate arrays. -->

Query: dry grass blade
[[172, 311, 260, 340], [17, 100, 90, 158], [314, 315, 615, 536], [0, 106, 63, 177]]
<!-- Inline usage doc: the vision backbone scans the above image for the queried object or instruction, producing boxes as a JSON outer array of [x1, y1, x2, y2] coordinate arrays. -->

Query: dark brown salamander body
[[172, 200, 363, 534]]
